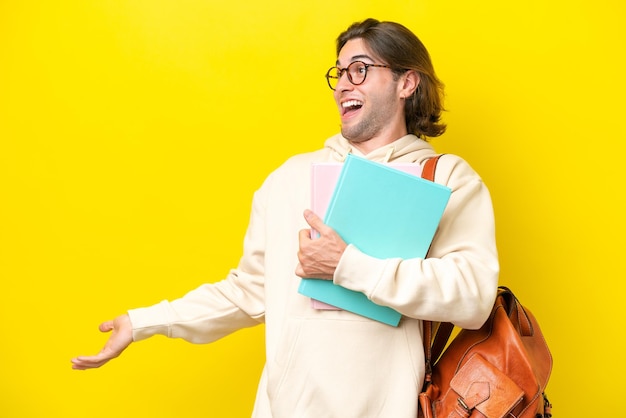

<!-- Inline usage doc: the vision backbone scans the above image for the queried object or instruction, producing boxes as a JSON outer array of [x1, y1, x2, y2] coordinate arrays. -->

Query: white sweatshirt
[[128, 134, 499, 418]]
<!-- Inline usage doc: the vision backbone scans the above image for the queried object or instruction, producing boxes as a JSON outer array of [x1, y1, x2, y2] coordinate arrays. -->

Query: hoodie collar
[[324, 133, 435, 163]]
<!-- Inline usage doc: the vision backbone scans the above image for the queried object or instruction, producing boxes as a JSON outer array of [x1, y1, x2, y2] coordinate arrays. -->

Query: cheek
[[333, 90, 341, 104]]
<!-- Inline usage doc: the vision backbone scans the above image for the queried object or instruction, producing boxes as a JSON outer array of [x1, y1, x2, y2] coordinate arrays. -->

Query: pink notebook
[[309, 161, 424, 310]]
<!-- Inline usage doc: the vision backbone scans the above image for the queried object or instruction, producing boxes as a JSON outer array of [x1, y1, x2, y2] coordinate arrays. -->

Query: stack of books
[[298, 154, 451, 326]]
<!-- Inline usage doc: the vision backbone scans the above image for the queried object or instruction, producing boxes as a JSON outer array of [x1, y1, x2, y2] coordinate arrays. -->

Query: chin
[[341, 128, 368, 144], [341, 126, 358, 141]]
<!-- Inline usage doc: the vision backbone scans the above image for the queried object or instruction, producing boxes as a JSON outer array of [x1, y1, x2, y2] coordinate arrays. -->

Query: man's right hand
[[71, 314, 133, 370], [296, 209, 347, 280]]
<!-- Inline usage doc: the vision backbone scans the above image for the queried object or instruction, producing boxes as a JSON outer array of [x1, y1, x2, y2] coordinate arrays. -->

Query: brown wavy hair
[[336, 18, 446, 139]]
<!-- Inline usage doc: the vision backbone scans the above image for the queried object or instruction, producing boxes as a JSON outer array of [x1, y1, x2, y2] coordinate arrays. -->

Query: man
[[72, 18, 498, 418]]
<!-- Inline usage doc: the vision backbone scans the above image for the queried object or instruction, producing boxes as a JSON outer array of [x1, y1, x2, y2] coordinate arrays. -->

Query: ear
[[398, 70, 420, 99]]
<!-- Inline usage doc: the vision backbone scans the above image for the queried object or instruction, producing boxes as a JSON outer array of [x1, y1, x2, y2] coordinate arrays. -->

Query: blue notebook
[[298, 154, 452, 326]]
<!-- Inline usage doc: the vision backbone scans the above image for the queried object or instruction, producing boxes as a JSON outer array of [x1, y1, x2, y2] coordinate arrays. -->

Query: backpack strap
[[420, 154, 455, 381], [421, 154, 443, 183]]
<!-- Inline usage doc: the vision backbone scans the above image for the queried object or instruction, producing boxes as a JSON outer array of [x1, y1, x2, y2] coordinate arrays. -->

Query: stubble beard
[[341, 107, 384, 144], [340, 84, 403, 145]]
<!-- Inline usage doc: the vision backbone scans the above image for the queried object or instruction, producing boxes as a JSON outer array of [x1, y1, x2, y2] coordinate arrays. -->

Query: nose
[[335, 70, 353, 91]]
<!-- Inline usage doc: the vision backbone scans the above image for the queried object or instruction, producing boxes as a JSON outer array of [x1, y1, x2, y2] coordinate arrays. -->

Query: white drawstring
[[333, 147, 351, 162], [383, 147, 394, 162]]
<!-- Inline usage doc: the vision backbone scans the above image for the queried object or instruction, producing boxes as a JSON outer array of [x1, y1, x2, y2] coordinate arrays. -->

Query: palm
[[71, 314, 133, 370]]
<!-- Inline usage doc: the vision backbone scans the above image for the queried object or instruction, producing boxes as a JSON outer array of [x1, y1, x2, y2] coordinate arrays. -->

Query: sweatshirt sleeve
[[128, 181, 269, 344], [333, 155, 499, 329]]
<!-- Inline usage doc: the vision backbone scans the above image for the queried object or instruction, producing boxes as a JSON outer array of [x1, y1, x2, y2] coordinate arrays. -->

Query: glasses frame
[[325, 61, 391, 91]]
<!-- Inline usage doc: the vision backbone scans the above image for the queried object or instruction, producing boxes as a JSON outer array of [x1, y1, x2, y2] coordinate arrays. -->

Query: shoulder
[[426, 153, 485, 192]]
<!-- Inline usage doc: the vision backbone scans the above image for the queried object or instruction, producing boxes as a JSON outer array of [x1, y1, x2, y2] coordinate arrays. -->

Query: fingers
[[294, 263, 305, 278], [303, 209, 326, 232], [298, 228, 312, 243], [71, 343, 124, 370], [98, 320, 114, 333], [70, 353, 110, 370], [71, 341, 123, 369]]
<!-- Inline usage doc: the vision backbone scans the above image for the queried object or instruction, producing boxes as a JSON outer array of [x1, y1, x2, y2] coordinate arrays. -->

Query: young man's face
[[333, 38, 413, 153]]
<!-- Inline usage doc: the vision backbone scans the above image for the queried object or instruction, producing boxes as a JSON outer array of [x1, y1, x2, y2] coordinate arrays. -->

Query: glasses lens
[[348, 62, 367, 85], [326, 67, 340, 90], [325, 62, 369, 90]]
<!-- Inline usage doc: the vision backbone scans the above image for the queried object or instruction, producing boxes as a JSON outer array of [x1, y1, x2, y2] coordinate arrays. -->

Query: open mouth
[[341, 99, 363, 117]]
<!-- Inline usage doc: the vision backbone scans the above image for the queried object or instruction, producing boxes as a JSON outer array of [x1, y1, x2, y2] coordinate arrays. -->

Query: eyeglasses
[[325, 61, 391, 91]]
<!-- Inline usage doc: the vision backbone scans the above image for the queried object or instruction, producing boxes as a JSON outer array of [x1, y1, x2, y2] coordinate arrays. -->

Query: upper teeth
[[342, 100, 363, 108]]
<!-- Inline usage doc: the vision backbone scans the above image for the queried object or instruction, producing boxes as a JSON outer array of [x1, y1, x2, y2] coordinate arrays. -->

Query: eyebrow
[[336, 54, 375, 66]]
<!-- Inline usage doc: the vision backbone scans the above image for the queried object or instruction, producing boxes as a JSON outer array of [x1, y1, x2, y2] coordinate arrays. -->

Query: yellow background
[[1, 1, 624, 416]]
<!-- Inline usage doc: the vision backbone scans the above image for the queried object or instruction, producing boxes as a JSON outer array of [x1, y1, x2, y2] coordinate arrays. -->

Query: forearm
[[333, 245, 498, 328], [129, 271, 265, 343]]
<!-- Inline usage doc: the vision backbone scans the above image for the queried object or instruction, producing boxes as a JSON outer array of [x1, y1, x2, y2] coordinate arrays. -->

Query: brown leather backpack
[[418, 157, 553, 417], [417, 287, 553, 417]]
